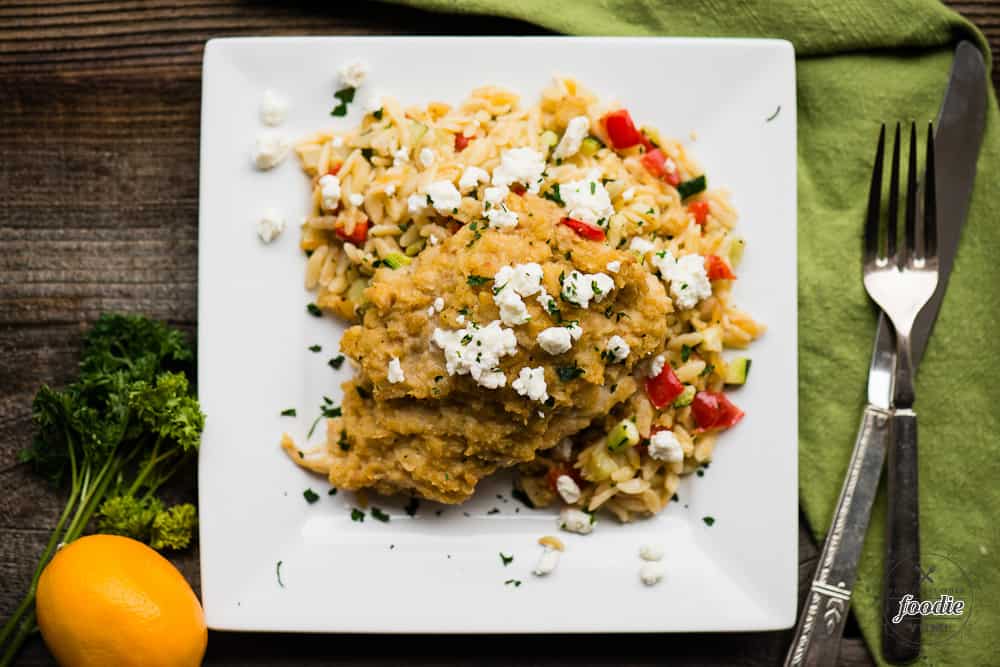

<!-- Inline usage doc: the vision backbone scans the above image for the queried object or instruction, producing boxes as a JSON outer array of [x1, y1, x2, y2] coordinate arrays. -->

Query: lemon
[[36, 534, 206, 667]]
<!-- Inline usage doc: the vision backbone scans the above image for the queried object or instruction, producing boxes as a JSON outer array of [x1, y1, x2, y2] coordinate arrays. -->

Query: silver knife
[[785, 41, 987, 667], [881, 40, 987, 663]]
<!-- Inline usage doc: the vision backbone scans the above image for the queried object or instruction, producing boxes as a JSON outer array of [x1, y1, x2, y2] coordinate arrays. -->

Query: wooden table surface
[[1, 2, 996, 665]]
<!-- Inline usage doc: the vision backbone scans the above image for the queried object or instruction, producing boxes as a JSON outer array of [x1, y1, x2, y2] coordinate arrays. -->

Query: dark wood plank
[[3, 0, 996, 664]]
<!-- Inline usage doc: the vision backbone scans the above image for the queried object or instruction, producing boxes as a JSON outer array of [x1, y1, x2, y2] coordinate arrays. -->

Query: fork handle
[[784, 405, 890, 667], [883, 409, 921, 663]]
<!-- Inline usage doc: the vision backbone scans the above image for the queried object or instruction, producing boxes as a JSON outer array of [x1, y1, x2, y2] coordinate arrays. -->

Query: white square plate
[[198, 36, 798, 634]]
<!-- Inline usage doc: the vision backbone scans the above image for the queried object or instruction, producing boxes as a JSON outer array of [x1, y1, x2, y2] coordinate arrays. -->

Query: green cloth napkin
[[391, 1, 999, 663]]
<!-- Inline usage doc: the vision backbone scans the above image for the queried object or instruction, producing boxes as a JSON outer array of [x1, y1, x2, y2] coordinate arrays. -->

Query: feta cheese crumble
[[512, 366, 548, 403], [458, 166, 489, 191], [483, 185, 518, 229], [558, 508, 594, 535], [256, 208, 285, 243], [392, 147, 409, 167], [431, 320, 518, 389], [648, 429, 684, 463], [552, 115, 590, 160], [604, 335, 630, 363], [621, 187, 635, 202], [560, 270, 615, 309], [606, 260, 621, 273], [407, 193, 425, 215], [556, 475, 581, 504], [253, 133, 290, 170], [494, 263, 543, 297], [492, 147, 546, 193], [260, 89, 288, 127], [319, 174, 342, 211], [647, 353, 666, 378], [640, 561, 666, 586], [652, 251, 712, 309], [533, 546, 561, 576], [639, 543, 665, 562], [425, 180, 462, 214], [387, 357, 405, 384], [348, 193, 364, 207], [494, 287, 530, 326], [338, 59, 369, 88], [629, 237, 655, 256], [433, 297, 445, 312], [332, 136, 344, 148], [560, 177, 614, 228], [418, 147, 436, 168], [536, 324, 582, 355], [383, 183, 396, 196]]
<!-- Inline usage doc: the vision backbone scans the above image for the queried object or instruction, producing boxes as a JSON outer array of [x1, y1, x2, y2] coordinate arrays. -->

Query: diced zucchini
[[673, 385, 696, 408], [606, 419, 640, 452], [728, 237, 746, 267], [724, 357, 752, 385], [404, 240, 425, 257], [639, 125, 664, 148], [346, 277, 369, 305], [409, 120, 428, 145], [585, 446, 618, 481], [580, 135, 604, 157], [382, 252, 411, 269], [677, 175, 707, 200], [540, 130, 559, 148], [700, 326, 723, 352]]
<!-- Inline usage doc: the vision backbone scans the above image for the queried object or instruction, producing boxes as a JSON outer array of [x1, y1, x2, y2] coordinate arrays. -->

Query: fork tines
[[864, 122, 937, 268]]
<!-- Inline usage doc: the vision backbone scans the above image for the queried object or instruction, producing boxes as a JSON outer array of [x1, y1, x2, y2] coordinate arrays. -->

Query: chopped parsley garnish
[[487, 508, 500, 515], [700, 363, 715, 377], [330, 86, 356, 116], [458, 307, 470, 316], [590, 181, 596, 195], [309, 344, 322, 353], [702, 516, 716, 527], [280, 408, 297, 417], [303, 488, 320, 504], [372, 107, 384, 120], [556, 363, 585, 382], [307, 403, 342, 438], [466, 274, 490, 287], [328, 487, 338, 496], [504, 579, 522, 587], [546, 300, 562, 321], [671, 493, 679, 501], [499, 552, 514, 566], [306, 303, 322, 317], [370, 507, 390, 523], [276, 560, 284, 588], [677, 175, 707, 200], [404, 497, 419, 517], [696, 469, 705, 477], [681, 344, 693, 362], [350, 508, 365, 522], [361, 147, 374, 161], [542, 183, 565, 206], [511, 487, 535, 508], [604, 305, 614, 319], [329, 355, 346, 370], [337, 429, 350, 451]]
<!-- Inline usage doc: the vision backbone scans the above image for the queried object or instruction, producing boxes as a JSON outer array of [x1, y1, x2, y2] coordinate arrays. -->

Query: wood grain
[[2, 1, 995, 664]]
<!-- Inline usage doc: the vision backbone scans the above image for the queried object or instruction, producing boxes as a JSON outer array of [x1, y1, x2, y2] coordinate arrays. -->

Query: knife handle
[[784, 405, 890, 667], [883, 409, 921, 663]]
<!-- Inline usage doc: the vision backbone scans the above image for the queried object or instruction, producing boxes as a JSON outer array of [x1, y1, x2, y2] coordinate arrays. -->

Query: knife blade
[[873, 40, 987, 367]]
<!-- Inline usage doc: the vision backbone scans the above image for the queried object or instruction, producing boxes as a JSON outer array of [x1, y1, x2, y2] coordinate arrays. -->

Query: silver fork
[[863, 122, 940, 663]]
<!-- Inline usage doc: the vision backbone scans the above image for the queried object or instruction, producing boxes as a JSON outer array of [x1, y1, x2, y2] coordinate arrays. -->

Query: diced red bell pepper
[[560, 217, 606, 241], [644, 364, 684, 409], [328, 163, 342, 176], [705, 254, 736, 280], [603, 109, 643, 149], [691, 391, 744, 431], [688, 200, 710, 226], [639, 148, 680, 185], [546, 464, 583, 492], [454, 133, 472, 152], [335, 218, 369, 245], [509, 183, 527, 196]]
